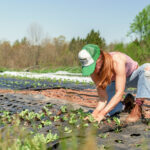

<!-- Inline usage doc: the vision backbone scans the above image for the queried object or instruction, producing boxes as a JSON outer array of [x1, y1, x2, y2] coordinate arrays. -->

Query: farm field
[[0, 71, 149, 150], [0, 1, 150, 149]]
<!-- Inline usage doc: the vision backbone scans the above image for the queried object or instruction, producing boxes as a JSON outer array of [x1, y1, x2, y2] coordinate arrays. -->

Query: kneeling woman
[[78, 44, 150, 122]]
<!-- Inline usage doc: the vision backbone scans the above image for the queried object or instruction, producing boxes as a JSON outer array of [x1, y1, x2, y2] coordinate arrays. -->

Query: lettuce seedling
[[25, 112, 36, 121], [64, 127, 72, 134], [35, 112, 45, 121], [113, 117, 122, 133], [19, 109, 29, 118], [41, 120, 52, 126], [42, 106, 52, 116], [61, 115, 68, 121], [69, 113, 77, 124], [113, 117, 121, 126], [87, 114, 95, 123], [46, 131, 59, 143], [54, 116, 60, 122], [38, 124, 43, 129], [60, 105, 67, 113], [99, 133, 109, 139], [45, 104, 53, 108]]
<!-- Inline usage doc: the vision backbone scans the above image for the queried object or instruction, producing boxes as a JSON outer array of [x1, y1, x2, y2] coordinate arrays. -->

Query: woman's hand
[[92, 109, 106, 123], [94, 113, 105, 123], [84, 110, 106, 123], [84, 111, 100, 122]]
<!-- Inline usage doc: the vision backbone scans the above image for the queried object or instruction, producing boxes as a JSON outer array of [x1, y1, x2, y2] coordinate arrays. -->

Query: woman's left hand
[[84, 111, 106, 123], [95, 113, 105, 123]]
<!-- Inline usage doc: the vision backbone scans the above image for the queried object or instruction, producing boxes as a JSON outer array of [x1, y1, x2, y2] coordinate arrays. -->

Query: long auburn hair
[[95, 51, 114, 89]]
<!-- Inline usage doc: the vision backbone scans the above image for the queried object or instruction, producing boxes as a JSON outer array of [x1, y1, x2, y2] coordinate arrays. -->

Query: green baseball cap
[[78, 44, 101, 76]]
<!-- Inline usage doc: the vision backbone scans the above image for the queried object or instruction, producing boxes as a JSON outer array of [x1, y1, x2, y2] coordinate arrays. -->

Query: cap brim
[[82, 62, 96, 76]]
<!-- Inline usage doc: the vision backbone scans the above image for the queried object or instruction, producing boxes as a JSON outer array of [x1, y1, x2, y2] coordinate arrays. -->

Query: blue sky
[[0, 0, 149, 44]]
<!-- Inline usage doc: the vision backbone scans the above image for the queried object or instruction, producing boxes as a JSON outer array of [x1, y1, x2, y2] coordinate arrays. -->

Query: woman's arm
[[90, 72, 108, 117], [96, 54, 126, 121], [92, 87, 107, 117]]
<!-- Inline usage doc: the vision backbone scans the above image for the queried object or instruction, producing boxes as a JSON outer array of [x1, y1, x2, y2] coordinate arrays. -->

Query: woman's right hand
[[92, 109, 100, 119]]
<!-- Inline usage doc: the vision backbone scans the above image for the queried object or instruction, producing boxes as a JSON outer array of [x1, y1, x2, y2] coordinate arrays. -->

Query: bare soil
[[0, 88, 100, 108]]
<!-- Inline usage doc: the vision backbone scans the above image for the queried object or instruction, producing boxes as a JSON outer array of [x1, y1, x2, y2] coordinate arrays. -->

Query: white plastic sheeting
[[0, 71, 93, 83]]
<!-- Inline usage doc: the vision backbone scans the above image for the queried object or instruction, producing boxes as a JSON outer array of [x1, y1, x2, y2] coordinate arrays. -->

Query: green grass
[[31, 66, 82, 74], [0, 66, 82, 74]]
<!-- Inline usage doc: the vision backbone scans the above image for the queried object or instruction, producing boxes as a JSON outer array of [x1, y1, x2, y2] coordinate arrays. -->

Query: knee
[[143, 64, 150, 79]]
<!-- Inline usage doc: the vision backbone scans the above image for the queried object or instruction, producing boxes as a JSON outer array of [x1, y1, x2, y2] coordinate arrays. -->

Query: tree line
[[0, 4, 149, 71]]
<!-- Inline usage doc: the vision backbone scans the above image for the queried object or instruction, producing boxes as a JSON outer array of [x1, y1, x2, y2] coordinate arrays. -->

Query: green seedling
[[69, 113, 77, 124], [35, 112, 45, 120], [136, 144, 142, 147], [99, 133, 109, 139], [75, 80, 80, 85], [64, 127, 72, 134], [83, 123, 89, 127], [42, 106, 52, 116], [106, 118, 112, 124], [147, 121, 150, 126], [1, 111, 11, 123], [93, 122, 99, 128], [30, 131, 34, 135], [113, 117, 121, 126], [87, 114, 95, 123], [46, 111, 52, 116], [46, 131, 59, 143], [61, 115, 68, 121], [60, 105, 67, 113], [25, 112, 36, 121], [54, 116, 60, 122], [41, 120, 52, 126], [115, 128, 122, 133], [37, 82, 42, 86], [58, 79, 62, 83], [38, 124, 43, 129], [2, 111, 10, 117], [101, 144, 110, 150], [115, 139, 123, 143], [33, 133, 47, 144], [25, 81, 29, 85], [76, 108, 84, 114], [45, 104, 53, 108], [19, 109, 29, 118], [113, 117, 122, 133]]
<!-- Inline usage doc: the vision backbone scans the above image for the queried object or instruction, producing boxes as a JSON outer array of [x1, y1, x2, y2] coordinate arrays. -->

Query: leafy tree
[[85, 29, 106, 49], [69, 37, 85, 53], [69, 29, 105, 53], [127, 5, 150, 64], [21, 37, 30, 45], [69, 37, 85, 65], [13, 40, 20, 47], [128, 5, 150, 41]]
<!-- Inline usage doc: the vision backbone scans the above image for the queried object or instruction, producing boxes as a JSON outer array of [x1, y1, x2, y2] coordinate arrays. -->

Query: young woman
[[78, 44, 150, 123]]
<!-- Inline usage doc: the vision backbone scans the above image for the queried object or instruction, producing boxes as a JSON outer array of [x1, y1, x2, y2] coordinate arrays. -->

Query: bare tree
[[27, 23, 44, 45], [27, 23, 44, 66]]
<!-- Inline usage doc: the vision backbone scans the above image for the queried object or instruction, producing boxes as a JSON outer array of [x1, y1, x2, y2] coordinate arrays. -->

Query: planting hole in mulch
[[130, 133, 141, 137]]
